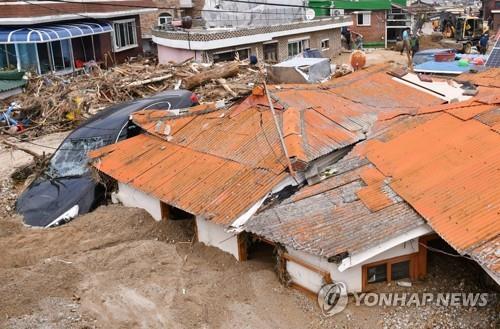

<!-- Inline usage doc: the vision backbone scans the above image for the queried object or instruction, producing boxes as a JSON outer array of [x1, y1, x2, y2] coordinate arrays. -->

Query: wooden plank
[[237, 232, 248, 262]]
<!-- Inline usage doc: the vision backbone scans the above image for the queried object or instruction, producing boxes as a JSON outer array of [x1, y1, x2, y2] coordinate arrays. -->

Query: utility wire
[[419, 242, 476, 261], [35, 0, 312, 17], [223, 0, 333, 10]]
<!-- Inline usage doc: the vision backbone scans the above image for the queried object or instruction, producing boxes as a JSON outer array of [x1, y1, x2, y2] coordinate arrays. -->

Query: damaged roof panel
[[362, 89, 500, 276], [246, 150, 425, 258], [92, 66, 444, 230], [91, 133, 288, 225]]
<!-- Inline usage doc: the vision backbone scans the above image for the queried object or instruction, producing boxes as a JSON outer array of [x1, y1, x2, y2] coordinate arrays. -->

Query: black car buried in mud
[[16, 90, 198, 228]]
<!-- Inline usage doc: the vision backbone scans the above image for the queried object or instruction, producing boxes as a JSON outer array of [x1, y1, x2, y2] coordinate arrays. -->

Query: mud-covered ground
[[0, 117, 498, 329]]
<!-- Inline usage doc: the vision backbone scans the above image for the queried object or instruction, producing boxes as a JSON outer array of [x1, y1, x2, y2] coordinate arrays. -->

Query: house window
[[113, 19, 138, 52], [363, 254, 414, 290], [158, 12, 172, 26], [0, 44, 17, 70], [357, 12, 371, 26], [367, 264, 387, 283], [288, 39, 309, 57], [212, 48, 250, 63], [321, 39, 330, 50], [17, 44, 39, 73], [391, 260, 410, 281], [263, 42, 278, 62]]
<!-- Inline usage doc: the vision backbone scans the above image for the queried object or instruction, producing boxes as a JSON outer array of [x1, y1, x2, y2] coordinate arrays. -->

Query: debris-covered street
[[1, 0, 500, 327]]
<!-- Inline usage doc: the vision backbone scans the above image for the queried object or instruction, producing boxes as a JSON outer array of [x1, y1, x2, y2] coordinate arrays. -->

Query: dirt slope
[[0, 205, 322, 329]]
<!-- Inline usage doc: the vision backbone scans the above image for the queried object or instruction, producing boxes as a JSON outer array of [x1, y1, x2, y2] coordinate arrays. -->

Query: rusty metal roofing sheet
[[91, 134, 287, 225], [356, 183, 396, 212], [470, 236, 500, 274], [457, 68, 500, 88], [246, 152, 424, 258], [91, 66, 445, 232], [365, 112, 500, 274]]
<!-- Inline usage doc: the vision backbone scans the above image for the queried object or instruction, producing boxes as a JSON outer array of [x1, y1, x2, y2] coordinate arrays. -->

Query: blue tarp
[[414, 56, 488, 75], [0, 22, 112, 44]]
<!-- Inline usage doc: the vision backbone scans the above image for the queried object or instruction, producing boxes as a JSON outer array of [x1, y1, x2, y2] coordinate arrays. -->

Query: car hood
[[16, 175, 96, 227]]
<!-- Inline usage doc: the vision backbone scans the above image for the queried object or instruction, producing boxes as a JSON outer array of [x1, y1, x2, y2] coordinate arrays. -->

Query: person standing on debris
[[400, 28, 413, 70], [353, 31, 364, 51], [410, 32, 419, 57], [341, 26, 352, 50], [487, 15, 493, 31], [400, 28, 410, 55], [479, 33, 489, 55]]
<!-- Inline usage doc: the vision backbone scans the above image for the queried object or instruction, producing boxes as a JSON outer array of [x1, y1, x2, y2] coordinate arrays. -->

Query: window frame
[[212, 47, 251, 63], [356, 11, 372, 26], [287, 38, 310, 58], [320, 38, 330, 51], [112, 18, 138, 52], [362, 253, 416, 291], [0, 44, 18, 70], [158, 12, 173, 26]]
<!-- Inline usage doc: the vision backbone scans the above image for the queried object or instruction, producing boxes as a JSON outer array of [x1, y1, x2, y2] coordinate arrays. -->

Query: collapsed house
[[89, 65, 499, 294]]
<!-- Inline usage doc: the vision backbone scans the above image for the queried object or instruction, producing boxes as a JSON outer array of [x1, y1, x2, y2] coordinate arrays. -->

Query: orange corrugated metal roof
[[91, 65, 444, 228], [364, 97, 500, 274], [356, 183, 396, 212], [91, 134, 288, 225]]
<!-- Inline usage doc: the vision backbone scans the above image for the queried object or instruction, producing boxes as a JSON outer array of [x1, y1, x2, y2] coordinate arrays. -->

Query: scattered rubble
[[0, 58, 261, 138]]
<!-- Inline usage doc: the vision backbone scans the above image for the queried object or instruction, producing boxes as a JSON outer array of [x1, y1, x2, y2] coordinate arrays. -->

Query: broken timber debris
[[0, 58, 256, 139], [182, 62, 240, 90]]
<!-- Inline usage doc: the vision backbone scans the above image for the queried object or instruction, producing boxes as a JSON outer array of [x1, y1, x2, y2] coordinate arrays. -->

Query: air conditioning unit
[[331, 9, 345, 16]]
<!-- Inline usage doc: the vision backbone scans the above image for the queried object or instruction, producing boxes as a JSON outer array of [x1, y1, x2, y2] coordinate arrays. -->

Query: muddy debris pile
[[0, 57, 262, 138]]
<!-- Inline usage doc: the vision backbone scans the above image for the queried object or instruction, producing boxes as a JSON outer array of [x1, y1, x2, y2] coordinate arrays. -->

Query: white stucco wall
[[287, 237, 420, 293], [196, 217, 240, 260], [114, 183, 162, 221]]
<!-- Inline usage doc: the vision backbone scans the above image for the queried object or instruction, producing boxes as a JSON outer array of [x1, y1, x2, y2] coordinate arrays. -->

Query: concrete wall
[[157, 45, 198, 63], [287, 238, 420, 293], [115, 183, 162, 221], [114, 183, 241, 260], [274, 28, 342, 61], [195, 28, 342, 64], [196, 217, 240, 260]]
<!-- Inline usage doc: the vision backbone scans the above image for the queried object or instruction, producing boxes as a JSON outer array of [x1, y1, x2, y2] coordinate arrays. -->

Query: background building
[[309, 0, 412, 48], [151, 0, 351, 63], [0, 0, 156, 74]]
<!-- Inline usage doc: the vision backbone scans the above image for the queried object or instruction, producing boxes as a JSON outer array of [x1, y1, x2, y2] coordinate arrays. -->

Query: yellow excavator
[[437, 14, 487, 53]]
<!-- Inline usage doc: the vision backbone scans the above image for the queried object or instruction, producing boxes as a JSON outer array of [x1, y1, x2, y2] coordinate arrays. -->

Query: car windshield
[[46, 136, 111, 178]]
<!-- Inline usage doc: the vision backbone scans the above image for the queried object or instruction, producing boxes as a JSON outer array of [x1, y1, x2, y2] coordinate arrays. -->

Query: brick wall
[[348, 10, 386, 45], [0, 1, 155, 20], [141, 0, 205, 37], [102, 15, 144, 64]]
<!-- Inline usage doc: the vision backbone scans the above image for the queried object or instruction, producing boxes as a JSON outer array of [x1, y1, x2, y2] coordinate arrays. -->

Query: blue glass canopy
[[0, 22, 113, 44]]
